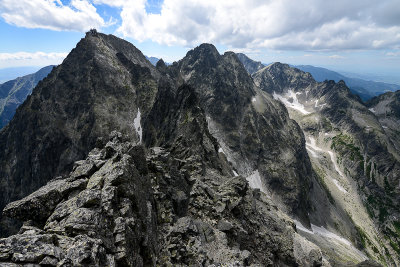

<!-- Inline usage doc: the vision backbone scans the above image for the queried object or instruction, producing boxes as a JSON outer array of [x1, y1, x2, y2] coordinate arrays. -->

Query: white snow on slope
[[246, 170, 267, 194], [306, 137, 347, 193], [252, 97, 257, 102], [369, 108, 376, 113], [218, 147, 225, 154], [294, 220, 351, 246], [273, 90, 311, 115], [315, 99, 327, 109], [294, 220, 367, 260], [332, 179, 347, 193], [134, 108, 142, 143], [327, 151, 345, 179]]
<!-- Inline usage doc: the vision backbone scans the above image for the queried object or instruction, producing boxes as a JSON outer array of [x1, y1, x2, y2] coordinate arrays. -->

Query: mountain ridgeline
[[0, 31, 398, 266]]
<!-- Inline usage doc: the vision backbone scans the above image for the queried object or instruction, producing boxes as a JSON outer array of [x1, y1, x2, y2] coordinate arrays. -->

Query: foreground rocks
[[1, 132, 157, 266], [0, 131, 328, 266]]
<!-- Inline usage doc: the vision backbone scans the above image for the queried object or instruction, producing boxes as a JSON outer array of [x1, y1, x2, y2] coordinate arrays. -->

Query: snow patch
[[315, 99, 327, 109], [233, 170, 238, 176], [246, 170, 267, 194], [134, 108, 142, 143], [218, 147, 225, 155], [333, 179, 347, 193], [327, 151, 345, 179], [306, 137, 347, 193], [251, 97, 257, 103], [306, 147, 319, 158], [273, 90, 311, 115], [369, 108, 376, 113], [295, 220, 354, 248], [306, 137, 323, 158]]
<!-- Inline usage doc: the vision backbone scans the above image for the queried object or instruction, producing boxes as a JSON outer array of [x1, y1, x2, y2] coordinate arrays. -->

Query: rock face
[[0, 31, 159, 236], [367, 91, 400, 153], [253, 62, 400, 265], [236, 53, 265, 75], [0, 65, 53, 129]]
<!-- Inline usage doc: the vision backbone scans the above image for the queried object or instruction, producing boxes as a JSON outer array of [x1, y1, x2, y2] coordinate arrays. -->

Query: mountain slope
[[254, 63, 400, 265], [0, 65, 54, 128]]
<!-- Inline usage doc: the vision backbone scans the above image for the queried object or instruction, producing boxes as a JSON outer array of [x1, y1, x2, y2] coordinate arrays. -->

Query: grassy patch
[[331, 133, 363, 164], [389, 240, 400, 254], [356, 225, 369, 248]]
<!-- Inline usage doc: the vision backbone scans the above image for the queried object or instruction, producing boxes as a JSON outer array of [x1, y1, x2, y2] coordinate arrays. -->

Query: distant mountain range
[[235, 53, 400, 101], [294, 65, 400, 101], [0, 65, 54, 129], [145, 55, 171, 66], [0, 66, 44, 84]]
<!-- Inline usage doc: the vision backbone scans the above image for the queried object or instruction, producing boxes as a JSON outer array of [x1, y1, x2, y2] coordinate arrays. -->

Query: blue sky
[[0, 0, 399, 82]]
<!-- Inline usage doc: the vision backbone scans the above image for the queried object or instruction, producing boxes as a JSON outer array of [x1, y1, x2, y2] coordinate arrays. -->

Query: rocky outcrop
[[0, 65, 53, 129], [0, 132, 157, 266]]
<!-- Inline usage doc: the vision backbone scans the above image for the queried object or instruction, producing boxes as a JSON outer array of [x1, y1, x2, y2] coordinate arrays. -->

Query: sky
[[0, 0, 399, 82]]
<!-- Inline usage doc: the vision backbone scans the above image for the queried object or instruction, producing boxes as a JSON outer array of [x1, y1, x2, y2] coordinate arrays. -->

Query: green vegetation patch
[[331, 134, 363, 163]]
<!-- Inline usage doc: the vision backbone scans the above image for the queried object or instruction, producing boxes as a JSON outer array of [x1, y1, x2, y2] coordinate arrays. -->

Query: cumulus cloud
[[115, 0, 400, 51], [0, 0, 105, 31], [0, 52, 68, 68]]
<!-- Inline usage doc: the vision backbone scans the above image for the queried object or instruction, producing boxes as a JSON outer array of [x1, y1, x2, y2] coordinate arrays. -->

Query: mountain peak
[[185, 43, 220, 62]]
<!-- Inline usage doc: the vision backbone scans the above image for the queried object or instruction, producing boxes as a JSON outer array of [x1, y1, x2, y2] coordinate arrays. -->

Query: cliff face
[[0, 32, 393, 266], [254, 62, 400, 265]]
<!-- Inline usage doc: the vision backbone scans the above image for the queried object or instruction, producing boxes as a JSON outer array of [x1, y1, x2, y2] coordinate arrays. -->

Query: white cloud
[[0, 52, 68, 68], [386, 51, 400, 57], [0, 0, 105, 31], [113, 0, 400, 51], [329, 55, 345, 59]]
